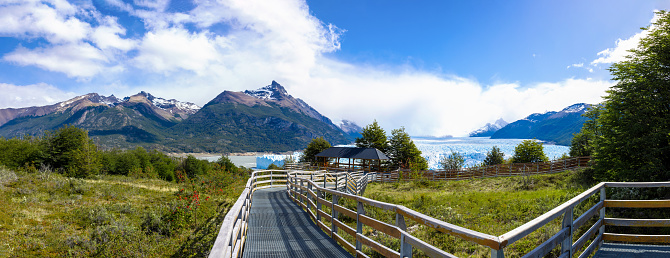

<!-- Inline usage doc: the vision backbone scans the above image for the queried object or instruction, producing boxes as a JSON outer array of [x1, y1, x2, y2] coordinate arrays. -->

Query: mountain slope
[[339, 120, 363, 141], [167, 81, 349, 153], [490, 103, 591, 145], [0, 92, 200, 149]]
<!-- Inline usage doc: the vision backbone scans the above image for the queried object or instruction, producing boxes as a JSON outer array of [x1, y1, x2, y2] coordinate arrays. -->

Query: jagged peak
[[244, 81, 289, 100]]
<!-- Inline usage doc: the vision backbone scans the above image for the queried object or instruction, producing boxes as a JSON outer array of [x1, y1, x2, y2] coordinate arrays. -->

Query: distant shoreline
[[165, 151, 298, 158]]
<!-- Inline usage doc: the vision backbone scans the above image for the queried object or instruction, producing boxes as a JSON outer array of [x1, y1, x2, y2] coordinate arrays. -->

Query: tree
[[582, 11, 670, 181], [483, 146, 505, 166], [440, 150, 465, 170], [42, 125, 100, 177], [301, 137, 331, 164], [388, 127, 428, 170], [511, 140, 548, 163], [355, 120, 388, 153]]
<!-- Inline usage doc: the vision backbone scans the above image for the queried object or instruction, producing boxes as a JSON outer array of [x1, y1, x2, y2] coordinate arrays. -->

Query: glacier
[[256, 152, 302, 169], [415, 137, 569, 169]]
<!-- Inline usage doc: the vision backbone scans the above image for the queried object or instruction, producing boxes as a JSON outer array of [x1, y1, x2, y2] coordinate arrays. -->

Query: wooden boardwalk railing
[[210, 167, 670, 258], [285, 171, 670, 258], [209, 170, 288, 258], [375, 156, 591, 182]]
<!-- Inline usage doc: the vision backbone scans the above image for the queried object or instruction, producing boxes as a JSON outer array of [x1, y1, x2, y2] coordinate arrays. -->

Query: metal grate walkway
[[595, 243, 670, 257], [242, 187, 353, 258]]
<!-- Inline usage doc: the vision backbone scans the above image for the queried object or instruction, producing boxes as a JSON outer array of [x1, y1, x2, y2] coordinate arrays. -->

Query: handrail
[[286, 169, 670, 258], [212, 166, 670, 258], [209, 170, 289, 258], [287, 170, 501, 258]]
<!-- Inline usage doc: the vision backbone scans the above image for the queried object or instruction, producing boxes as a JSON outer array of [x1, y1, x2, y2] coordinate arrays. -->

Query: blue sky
[[0, 0, 667, 136]]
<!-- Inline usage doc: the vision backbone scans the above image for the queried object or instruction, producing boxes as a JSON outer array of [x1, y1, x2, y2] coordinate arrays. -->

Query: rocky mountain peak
[[244, 81, 289, 101]]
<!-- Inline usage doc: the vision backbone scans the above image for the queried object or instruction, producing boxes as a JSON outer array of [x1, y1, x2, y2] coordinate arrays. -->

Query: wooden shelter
[[315, 147, 389, 172]]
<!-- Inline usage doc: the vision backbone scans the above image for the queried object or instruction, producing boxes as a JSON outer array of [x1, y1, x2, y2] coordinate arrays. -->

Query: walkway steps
[[242, 187, 353, 258], [594, 243, 670, 257]]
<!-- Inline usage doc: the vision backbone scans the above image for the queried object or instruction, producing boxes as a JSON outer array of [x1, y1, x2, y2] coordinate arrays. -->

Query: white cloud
[[591, 12, 661, 65], [0, 0, 614, 137], [0, 82, 76, 108], [132, 28, 219, 74], [4, 43, 110, 78], [0, 0, 89, 43]]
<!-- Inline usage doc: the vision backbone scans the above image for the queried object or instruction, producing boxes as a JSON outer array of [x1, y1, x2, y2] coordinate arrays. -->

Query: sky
[[0, 0, 668, 137]]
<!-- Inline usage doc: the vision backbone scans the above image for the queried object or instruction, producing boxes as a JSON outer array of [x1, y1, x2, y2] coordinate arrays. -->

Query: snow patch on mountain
[[469, 118, 508, 137], [562, 103, 588, 113]]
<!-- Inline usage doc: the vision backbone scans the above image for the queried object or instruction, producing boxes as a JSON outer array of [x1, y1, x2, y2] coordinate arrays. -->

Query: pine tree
[[355, 120, 388, 153]]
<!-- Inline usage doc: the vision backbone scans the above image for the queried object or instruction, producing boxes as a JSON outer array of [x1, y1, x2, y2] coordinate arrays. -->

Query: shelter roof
[[315, 147, 389, 160]]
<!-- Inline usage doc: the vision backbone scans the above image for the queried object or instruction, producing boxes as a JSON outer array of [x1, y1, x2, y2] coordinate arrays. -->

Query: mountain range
[[470, 103, 591, 146], [0, 81, 354, 153]]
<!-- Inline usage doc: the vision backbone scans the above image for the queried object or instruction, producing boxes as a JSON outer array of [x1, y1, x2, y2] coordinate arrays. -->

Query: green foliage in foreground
[[0, 164, 248, 257], [355, 121, 427, 171], [359, 170, 596, 257]]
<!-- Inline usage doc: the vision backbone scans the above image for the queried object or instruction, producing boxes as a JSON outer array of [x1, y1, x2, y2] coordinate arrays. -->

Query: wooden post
[[396, 213, 412, 257], [561, 206, 574, 257], [491, 248, 504, 258], [356, 201, 364, 251], [316, 189, 322, 222], [331, 194, 339, 234], [599, 187, 606, 248]]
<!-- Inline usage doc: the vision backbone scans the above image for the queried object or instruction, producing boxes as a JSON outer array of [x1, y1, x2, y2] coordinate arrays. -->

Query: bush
[[483, 146, 505, 166], [440, 150, 465, 170], [511, 140, 548, 163]]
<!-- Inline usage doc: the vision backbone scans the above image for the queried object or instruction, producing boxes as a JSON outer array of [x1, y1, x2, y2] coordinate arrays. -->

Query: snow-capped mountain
[[125, 91, 200, 119], [491, 103, 592, 145], [469, 118, 509, 137]]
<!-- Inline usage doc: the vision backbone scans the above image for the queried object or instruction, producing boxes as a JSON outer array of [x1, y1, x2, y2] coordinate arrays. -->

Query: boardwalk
[[595, 243, 670, 258], [242, 187, 353, 258]]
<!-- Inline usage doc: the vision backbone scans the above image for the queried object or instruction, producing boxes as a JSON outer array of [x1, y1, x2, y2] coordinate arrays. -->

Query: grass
[[0, 166, 247, 257], [343, 169, 601, 257]]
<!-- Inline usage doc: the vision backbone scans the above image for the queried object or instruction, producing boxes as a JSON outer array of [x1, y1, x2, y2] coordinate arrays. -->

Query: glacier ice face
[[415, 137, 569, 170], [253, 138, 568, 170], [255, 152, 302, 169]]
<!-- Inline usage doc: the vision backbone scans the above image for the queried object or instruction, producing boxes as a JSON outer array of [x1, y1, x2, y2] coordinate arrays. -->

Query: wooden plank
[[572, 218, 602, 254], [602, 233, 670, 243], [334, 218, 356, 237], [397, 206, 501, 249], [356, 233, 401, 258], [356, 250, 370, 258], [317, 196, 332, 207], [333, 232, 356, 254], [521, 227, 569, 258], [500, 182, 605, 248], [605, 200, 670, 208], [400, 230, 459, 258], [358, 214, 401, 239], [318, 209, 332, 223], [605, 182, 670, 188], [573, 200, 603, 230], [577, 233, 601, 258], [334, 204, 357, 220], [318, 220, 331, 235], [605, 218, 670, 227]]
